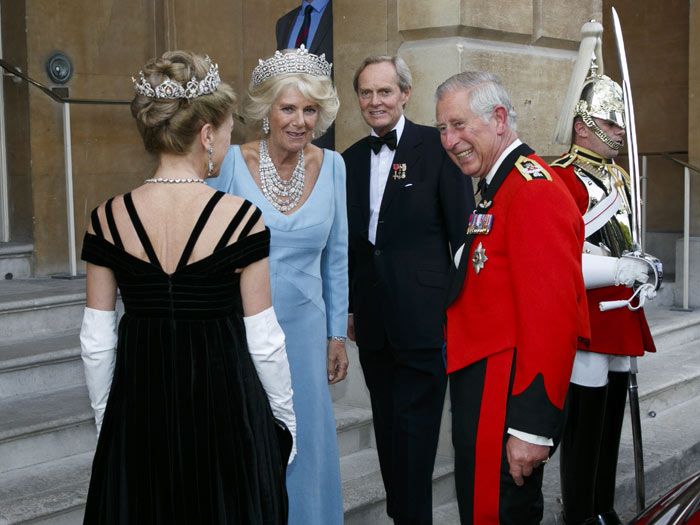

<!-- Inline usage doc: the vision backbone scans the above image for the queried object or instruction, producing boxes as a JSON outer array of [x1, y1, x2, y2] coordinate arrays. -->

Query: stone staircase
[[0, 279, 92, 525], [0, 269, 699, 524], [0, 243, 32, 281]]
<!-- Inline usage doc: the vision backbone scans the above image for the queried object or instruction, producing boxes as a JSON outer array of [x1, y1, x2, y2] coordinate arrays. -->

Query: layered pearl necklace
[[144, 177, 206, 184], [258, 139, 304, 213]]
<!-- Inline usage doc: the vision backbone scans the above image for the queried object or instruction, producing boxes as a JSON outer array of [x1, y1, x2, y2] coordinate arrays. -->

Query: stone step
[[0, 331, 83, 398], [0, 452, 92, 525], [7, 393, 694, 525], [0, 279, 85, 344], [542, 393, 700, 524], [0, 386, 95, 473], [646, 307, 700, 350], [0, 403, 372, 521], [334, 403, 374, 457], [432, 500, 461, 525], [0, 242, 32, 280], [636, 337, 700, 417], [342, 448, 455, 525]]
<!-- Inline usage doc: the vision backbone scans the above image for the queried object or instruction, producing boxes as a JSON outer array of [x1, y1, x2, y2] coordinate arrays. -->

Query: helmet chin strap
[[580, 112, 624, 151]]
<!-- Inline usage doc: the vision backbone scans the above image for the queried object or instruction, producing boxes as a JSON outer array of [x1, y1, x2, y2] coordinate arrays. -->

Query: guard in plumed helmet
[[551, 20, 661, 525]]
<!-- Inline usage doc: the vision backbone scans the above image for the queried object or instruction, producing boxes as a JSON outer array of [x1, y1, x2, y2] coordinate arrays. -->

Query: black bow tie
[[368, 129, 397, 155]]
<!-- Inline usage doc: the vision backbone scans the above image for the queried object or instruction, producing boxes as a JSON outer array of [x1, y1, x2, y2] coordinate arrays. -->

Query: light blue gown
[[208, 145, 347, 525]]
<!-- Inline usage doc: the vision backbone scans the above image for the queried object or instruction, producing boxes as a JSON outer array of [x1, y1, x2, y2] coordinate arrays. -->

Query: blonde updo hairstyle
[[131, 50, 237, 155], [243, 72, 339, 137]]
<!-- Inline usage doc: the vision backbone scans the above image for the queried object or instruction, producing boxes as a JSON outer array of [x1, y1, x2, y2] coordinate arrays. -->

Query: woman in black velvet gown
[[79, 50, 295, 524]]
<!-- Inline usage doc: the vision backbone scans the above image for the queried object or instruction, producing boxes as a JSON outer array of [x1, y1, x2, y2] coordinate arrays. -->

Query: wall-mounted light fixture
[[46, 52, 72, 84]]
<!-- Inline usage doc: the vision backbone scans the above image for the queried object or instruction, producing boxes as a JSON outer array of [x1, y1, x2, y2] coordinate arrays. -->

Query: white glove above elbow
[[582, 253, 650, 289], [80, 307, 117, 437], [244, 306, 297, 464]]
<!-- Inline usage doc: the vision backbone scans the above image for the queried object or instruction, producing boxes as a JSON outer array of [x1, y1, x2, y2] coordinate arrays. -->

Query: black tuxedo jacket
[[275, 2, 333, 63], [343, 119, 473, 350]]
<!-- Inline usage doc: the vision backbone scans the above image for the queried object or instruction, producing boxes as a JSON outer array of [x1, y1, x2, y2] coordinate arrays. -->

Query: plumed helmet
[[575, 74, 625, 129], [553, 20, 627, 145]]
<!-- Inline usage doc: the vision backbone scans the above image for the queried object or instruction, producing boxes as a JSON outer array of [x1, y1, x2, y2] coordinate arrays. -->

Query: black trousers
[[450, 352, 546, 525], [560, 371, 629, 523], [359, 342, 447, 525]]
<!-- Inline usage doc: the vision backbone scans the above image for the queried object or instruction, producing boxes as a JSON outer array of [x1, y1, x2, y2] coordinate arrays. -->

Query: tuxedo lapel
[[354, 139, 372, 236], [377, 120, 422, 221]]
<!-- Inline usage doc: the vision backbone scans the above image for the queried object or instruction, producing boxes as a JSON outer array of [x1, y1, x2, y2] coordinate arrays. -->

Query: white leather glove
[[616, 257, 650, 287], [244, 306, 296, 464], [582, 254, 650, 289], [80, 307, 117, 437]]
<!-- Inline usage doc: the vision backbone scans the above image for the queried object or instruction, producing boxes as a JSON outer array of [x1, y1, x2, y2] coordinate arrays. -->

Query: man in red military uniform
[[550, 21, 659, 525], [435, 71, 589, 524]]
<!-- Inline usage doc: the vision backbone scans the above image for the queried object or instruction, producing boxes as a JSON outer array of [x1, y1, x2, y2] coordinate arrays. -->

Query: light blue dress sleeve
[[207, 146, 237, 193], [321, 151, 349, 338]]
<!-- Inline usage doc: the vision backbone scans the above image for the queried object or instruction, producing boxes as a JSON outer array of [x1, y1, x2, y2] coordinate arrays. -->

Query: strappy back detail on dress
[[174, 191, 225, 271], [83, 190, 268, 276], [90, 207, 104, 239], [104, 197, 123, 250], [214, 200, 261, 251], [123, 192, 161, 269], [91, 190, 263, 273]]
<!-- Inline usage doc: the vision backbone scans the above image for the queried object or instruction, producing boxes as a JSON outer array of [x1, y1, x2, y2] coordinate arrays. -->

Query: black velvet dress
[[81, 191, 288, 524]]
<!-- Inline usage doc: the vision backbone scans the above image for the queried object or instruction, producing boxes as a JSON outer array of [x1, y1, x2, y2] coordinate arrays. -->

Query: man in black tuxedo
[[343, 55, 472, 525], [275, 0, 334, 149]]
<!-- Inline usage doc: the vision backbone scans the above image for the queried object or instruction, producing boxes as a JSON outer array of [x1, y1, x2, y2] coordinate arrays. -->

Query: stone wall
[[5, 0, 697, 273], [11, 0, 296, 275], [1, 2, 33, 242], [335, 0, 602, 154], [601, 0, 690, 238], [691, 0, 700, 235]]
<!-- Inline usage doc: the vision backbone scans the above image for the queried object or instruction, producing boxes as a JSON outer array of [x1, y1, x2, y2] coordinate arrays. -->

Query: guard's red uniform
[[445, 144, 589, 524], [551, 156, 656, 356]]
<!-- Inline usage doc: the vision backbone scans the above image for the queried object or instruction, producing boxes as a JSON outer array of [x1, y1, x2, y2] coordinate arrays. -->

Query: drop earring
[[206, 145, 214, 177], [262, 116, 270, 135]]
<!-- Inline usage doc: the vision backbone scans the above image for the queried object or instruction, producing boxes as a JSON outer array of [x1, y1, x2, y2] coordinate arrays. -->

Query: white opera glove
[[243, 306, 297, 464], [582, 253, 649, 289], [80, 307, 117, 437]]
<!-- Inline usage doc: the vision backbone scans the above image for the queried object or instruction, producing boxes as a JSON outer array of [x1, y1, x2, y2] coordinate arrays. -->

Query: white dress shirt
[[368, 115, 405, 244]]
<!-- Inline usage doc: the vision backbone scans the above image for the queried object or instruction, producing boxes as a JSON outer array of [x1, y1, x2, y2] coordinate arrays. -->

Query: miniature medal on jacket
[[392, 163, 407, 180], [467, 212, 493, 235], [472, 242, 488, 274]]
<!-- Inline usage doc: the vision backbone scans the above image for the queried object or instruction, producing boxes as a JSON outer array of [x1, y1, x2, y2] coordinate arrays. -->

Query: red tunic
[[446, 152, 589, 422], [552, 160, 656, 357]]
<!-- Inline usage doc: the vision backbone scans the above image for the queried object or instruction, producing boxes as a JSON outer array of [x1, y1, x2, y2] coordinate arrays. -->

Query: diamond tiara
[[251, 45, 332, 87], [132, 56, 220, 100]]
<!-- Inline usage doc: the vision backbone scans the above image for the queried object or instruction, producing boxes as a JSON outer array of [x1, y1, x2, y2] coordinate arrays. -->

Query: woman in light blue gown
[[208, 47, 347, 525]]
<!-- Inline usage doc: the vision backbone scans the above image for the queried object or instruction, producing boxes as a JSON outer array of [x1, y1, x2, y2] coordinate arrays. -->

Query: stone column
[[675, 0, 700, 307], [689, 0, 699, 235], [335, 0, 602, 155]]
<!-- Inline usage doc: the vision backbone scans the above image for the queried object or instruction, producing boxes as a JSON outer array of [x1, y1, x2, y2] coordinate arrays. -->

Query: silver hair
[[352, 55, 413, 94], [435, 71, 517, 131], [243, 73, 339, 136]]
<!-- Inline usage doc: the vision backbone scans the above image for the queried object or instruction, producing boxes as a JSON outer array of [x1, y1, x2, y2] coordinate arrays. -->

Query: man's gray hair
[[435, 71, 517, 131], [352, 55, 412, 94]]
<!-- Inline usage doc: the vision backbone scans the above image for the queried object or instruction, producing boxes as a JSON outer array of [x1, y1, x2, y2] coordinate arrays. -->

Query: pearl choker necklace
[[144, 177, 206, 184]]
